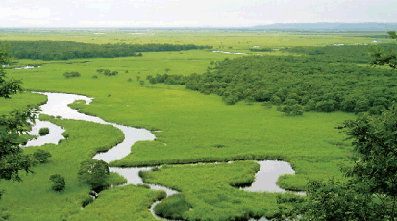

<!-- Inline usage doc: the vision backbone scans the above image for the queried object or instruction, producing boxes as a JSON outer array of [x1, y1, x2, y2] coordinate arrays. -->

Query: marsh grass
[[142, 161, 294, 220], [69, 185, 166, 221], [0, 109, 129, 220], [154, 194, 192, 220]]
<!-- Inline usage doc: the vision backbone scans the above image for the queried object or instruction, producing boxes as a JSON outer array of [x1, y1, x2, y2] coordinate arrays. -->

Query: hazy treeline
[[3, 41, 212, 60], [282, 43, 397, 64], [150, 52, 397, 114]]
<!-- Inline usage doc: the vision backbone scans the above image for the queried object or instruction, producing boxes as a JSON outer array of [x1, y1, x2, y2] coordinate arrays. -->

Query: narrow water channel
[[25, 92, 299, 221]]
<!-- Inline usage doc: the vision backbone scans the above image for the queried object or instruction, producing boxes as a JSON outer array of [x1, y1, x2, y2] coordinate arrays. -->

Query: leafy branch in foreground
[[0, 43, 37, 183], [370, 46, 397, 69], [387, 31, 397, 39]]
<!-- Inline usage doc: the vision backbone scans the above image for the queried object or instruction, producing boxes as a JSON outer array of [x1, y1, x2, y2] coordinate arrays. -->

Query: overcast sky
[[1, 0, 396, 28]]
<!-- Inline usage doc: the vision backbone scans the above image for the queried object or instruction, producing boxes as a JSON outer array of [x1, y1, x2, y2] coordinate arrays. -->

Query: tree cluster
[[146, 73, 187, 85], [177, 51, 397, 114], [96, 69, 118, 76], [282, 43, 397, 64], [3, 41, 212, 61], [63, 72, 81, 78]]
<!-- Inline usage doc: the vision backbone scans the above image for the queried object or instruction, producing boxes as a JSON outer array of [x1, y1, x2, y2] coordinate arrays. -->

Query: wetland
[[1, 29, 394, 220]]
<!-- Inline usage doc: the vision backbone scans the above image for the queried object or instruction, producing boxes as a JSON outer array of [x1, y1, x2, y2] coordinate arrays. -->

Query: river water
[[25, 92, 299, 221]]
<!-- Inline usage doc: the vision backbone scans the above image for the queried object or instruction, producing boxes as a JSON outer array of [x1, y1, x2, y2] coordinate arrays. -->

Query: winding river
[[25, 92, 299, 221]]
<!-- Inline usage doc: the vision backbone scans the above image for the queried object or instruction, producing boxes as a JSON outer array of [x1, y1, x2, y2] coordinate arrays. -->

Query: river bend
[[26, 92, 298, 221]]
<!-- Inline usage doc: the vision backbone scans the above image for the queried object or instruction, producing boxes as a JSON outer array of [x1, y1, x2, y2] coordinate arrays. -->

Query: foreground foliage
[[0, 43, 37, 182], [282, 105, 397, 220]]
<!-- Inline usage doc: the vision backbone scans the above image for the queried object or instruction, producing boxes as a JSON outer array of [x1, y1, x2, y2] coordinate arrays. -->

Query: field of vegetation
[[0, 30, 396, 220]]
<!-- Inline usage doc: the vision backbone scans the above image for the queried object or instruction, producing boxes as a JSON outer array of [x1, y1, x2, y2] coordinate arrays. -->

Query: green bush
[[77, 159, 109, 189], [96, 69, 118, 76], [63, 71, 81, 78], [33, 149, 51, 163], [38, 127, 49, 136], [49, 174, 65, 192]]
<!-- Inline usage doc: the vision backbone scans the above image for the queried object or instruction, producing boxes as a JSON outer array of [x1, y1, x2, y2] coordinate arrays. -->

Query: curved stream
[[26, 92, 299, 221]]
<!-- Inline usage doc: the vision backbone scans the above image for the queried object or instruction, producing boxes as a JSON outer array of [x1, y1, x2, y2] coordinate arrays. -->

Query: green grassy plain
[[0, 113, 130, 220], [1, 30, 392, 52], [0, 30, 370, 220]]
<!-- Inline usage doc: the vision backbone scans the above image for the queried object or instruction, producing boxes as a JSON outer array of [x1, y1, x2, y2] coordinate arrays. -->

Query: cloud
[[0, 8, 51, 19]]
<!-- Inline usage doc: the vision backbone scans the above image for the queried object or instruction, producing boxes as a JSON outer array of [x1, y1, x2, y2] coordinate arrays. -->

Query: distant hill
[[251, 23, 397, 32]]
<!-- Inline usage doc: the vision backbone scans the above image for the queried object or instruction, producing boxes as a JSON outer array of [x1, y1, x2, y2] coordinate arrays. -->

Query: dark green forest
[[1, 41, 212, 61], [148, 44, 397, 115]]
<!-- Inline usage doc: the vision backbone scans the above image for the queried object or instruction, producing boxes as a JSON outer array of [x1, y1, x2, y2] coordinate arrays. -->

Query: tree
[[0, 43, 22, 98], [387, 31, 397, 39], [341, 105, 397, 220], [49, 174, 65, 192], [0, 43, 36, 183], [77, 159, 109, 190], [296, 179, 381, 221], [370, 46, 397, 70]]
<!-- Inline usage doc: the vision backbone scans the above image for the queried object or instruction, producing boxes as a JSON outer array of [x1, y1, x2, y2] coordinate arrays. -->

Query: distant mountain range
[[250, 23, 397, 32], [1, 23, 396, 32]]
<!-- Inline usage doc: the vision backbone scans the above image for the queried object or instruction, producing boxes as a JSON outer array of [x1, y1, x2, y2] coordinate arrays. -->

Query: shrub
[[96, 69, 118, 76], [49, 174, 65, 192], [81, 196, 94, 207], [33, 149, 51, 163], [77, 159, 109, 189], [63, 71, 81, 78], [38, 127, 49, 136]]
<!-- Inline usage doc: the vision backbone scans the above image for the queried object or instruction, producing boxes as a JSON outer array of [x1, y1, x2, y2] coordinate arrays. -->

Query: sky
[[1, 0, 396, 28]]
